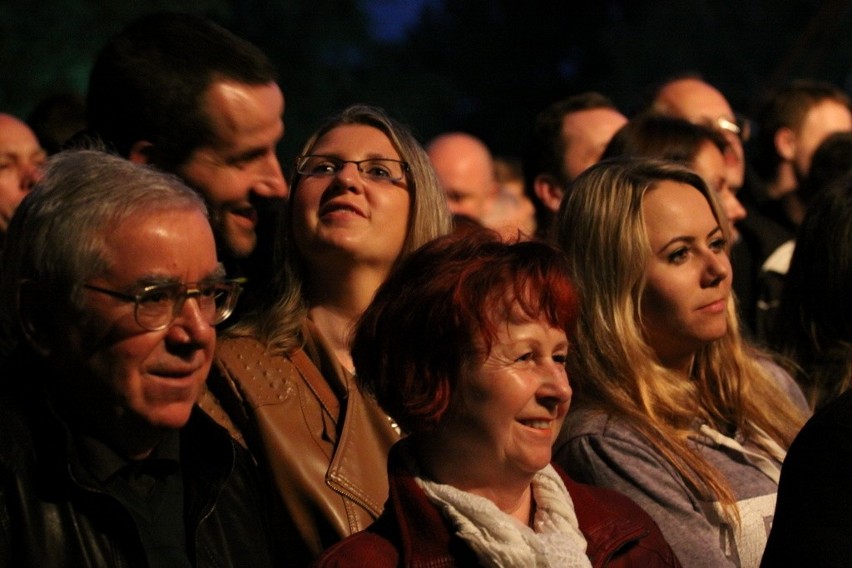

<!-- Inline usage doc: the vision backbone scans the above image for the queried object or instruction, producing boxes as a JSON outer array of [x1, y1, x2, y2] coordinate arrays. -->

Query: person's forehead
[[98, 210, 216, 273], [561, 108, 627, 141], [685, 94, 732, 121], [0, 115, 40, 148], [800, 99, 852, 130], [201, 80, 284, 148]]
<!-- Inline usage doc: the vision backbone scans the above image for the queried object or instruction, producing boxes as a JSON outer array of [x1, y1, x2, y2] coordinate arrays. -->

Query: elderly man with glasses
[[0, 150, 279, 566]]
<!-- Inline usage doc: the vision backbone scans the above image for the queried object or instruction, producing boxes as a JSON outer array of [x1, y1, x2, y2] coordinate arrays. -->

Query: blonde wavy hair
[[555, 157, 806, 516], [229, 104, 452, 353]]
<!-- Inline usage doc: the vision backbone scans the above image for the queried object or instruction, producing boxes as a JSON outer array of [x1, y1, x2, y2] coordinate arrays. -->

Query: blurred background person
[[523, 91, 626, 238], [26, 93, 87, 155], [553, 159, 807, 567], [748, 83, 852, 340], [486, 155, 536, 240], [769, 178, 852, 411], [202, 105, 452, 563], [427, 131, 498, 222], [649, 75, 750, 192], [603, 112, 747, 239], [0, 113, 45, 248], [315, 230, 679, 567], [750, 80, 851, 228]]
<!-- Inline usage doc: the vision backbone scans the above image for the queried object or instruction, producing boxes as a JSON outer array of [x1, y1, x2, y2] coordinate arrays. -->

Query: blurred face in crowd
[[0, 114, 45, 237], [292, 124, 411, 274], [561, 107, 627, 182], [178, 80, 288, 260], [654, 79, 747, 189], [54, 209, 219, 455], [690, 141, 746, 240], [641, 181, 732, 373], [427, 133, 497, 221], [788, 99, 852, 181]]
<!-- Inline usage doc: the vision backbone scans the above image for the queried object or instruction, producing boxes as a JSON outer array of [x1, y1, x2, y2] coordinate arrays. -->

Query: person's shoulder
[[556, 467, 682, 567], [215, 334, 270, 362], [755, 355, 809, 412], [311, 530, 399, 568], [560, 467, 646, 516], [560, 407, 645, 444], [797, 388, 852, 440]]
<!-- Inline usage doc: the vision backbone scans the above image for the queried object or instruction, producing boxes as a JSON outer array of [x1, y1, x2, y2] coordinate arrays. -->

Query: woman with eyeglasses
[[201, 105, 452, 564], [551, 158, 808, 567]]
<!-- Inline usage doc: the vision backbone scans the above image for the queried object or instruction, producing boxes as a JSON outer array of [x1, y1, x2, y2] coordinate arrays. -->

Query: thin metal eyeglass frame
[[82, 278, 245, 331], [295, 155, 410, 182]]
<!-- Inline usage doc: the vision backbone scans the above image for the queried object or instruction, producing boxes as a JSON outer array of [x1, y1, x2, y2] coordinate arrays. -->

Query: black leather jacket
[[0, 356, 279, 567]]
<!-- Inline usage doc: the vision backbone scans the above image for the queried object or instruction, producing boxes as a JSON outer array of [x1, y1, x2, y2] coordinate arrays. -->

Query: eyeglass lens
[[297, 155, 406, 181], [136, 282, 240, 330]]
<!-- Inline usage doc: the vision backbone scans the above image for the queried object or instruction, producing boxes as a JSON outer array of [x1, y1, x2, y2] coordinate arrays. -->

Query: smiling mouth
[[231, 207, 258, 225], [320, 202, 365, 218], [519, 419, 553, 429], [149, 367, 202, 380]]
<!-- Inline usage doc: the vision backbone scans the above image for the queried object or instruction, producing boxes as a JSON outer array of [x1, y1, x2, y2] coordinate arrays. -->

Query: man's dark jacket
[[0, 349, 279, 567]]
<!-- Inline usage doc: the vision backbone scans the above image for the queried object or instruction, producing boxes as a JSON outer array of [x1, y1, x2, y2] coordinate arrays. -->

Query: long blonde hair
[[555, 158, 805, 514], [230, 104, 452, 353]]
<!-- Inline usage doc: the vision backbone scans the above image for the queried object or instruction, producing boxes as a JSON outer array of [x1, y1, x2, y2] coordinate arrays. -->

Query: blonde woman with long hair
[[202, 105, 452, 563], [552, 158, 807, 568]]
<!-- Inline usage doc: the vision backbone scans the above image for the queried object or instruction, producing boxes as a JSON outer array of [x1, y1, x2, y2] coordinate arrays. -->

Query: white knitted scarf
[[416, 464, 593, 568]]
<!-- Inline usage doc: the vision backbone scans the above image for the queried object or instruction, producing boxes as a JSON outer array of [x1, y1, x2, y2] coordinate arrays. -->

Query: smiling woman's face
[[436, 309, 572, 487], [291, 124, 411, 272], [640, 180, 732, 370]]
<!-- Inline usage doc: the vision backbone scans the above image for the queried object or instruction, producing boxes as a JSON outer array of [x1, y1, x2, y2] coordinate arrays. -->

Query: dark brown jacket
[[0, 349, 279, 567]]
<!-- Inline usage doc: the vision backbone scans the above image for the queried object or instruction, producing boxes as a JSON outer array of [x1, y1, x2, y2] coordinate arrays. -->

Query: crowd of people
[[1, 10, 850, 568]]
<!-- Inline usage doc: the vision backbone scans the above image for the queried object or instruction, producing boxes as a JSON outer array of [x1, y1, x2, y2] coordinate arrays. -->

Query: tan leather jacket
[[200, 322, 400, 564]]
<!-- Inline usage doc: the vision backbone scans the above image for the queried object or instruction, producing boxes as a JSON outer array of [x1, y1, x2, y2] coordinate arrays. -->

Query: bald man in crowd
[[427, 132, 499, 222], [652, 76, 749, 191]]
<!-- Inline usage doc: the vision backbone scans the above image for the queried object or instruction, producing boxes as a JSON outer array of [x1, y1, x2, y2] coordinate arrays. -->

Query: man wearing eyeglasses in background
[[651, 75, 751, 193], [85, 12, 287, 317], [0, 150, 279, 566]]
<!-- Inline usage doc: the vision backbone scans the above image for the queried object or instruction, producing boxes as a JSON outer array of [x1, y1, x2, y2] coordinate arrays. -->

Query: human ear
[[775, 127, 796, 162], [128, 140, 157, 165], [533, 174, 566, 213], [17, 280, 59, 357]]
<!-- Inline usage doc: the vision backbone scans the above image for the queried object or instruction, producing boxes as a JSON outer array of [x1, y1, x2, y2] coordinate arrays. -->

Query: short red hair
[[352, 230, 578, 434]]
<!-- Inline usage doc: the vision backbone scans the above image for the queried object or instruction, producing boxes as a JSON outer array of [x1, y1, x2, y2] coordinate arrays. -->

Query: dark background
[[2, 0, 851, 164]]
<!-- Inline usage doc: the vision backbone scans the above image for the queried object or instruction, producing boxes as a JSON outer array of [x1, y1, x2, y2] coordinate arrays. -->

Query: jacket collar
[[381, 440, 652, 567]]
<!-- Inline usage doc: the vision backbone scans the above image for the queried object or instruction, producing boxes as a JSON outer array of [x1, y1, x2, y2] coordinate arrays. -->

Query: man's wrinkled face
[[55, 209, 219, 440]]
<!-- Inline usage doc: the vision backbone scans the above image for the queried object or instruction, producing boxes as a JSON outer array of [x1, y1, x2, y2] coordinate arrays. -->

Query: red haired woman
[[314, 230, 679, 567]]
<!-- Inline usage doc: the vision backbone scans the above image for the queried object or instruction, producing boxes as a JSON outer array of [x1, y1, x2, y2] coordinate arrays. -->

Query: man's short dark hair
[[522, 91, 618, 231], [86, 12, 277, 169], [752, 79, 851, 180]]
